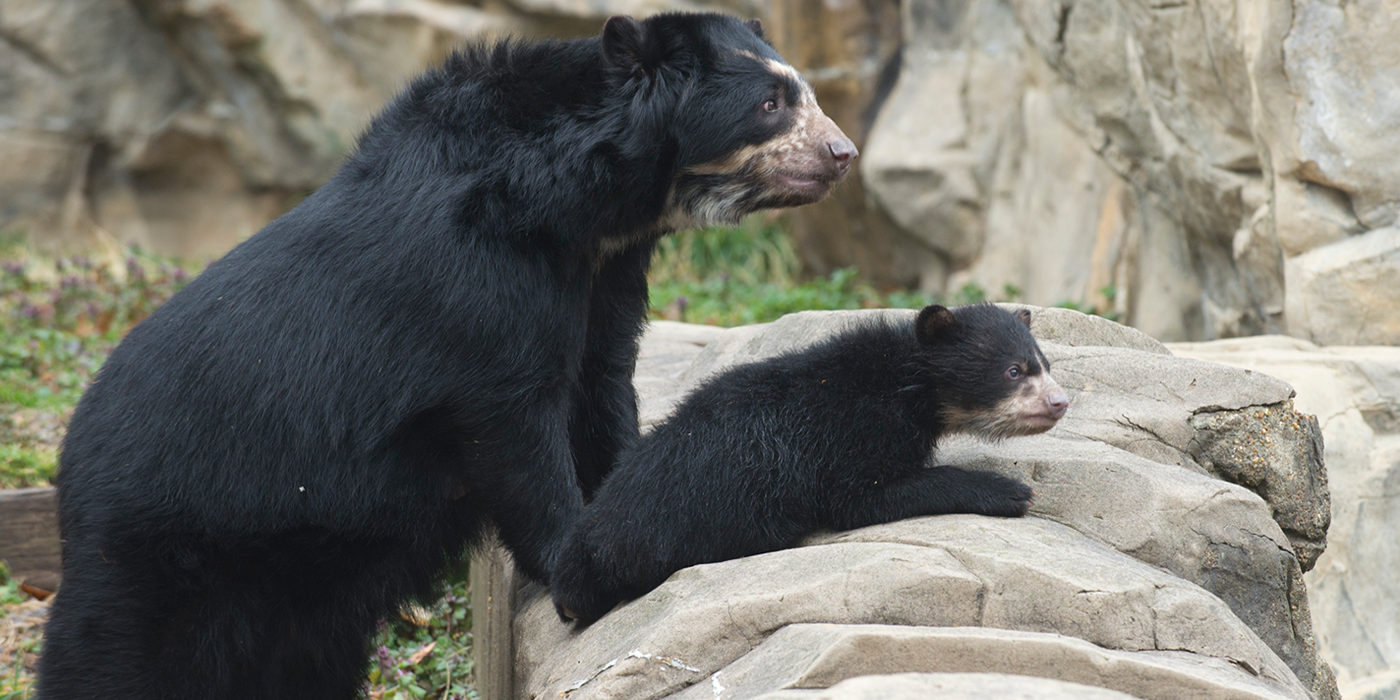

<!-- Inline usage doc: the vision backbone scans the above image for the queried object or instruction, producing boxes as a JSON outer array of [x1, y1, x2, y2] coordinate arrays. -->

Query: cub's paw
[[970, 472, 1035, 518]]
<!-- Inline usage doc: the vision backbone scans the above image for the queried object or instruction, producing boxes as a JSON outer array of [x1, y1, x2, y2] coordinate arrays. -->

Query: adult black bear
[[550, 304, 1070, 623], [38, 14, 856, 700]]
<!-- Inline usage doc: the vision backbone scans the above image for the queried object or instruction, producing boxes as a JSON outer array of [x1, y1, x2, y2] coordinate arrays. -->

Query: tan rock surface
[[749, 671, 1143, 700], [858, 0, 1400, 343], [1284, 228, 1400, 346], [515, 517, 1308, 700]]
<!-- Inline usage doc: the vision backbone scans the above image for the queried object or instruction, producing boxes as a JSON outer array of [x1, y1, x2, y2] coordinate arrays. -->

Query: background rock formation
[[859, 0, 1400, 344], [475, 307, 1340, 700], [7, 0, 1397, 343]]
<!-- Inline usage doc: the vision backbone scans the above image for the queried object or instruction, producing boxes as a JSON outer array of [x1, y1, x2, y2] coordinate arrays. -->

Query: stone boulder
[[1284, 228, 1400, 347], [1170, 336, 1400, 699], [476, 306, 1338, 700]]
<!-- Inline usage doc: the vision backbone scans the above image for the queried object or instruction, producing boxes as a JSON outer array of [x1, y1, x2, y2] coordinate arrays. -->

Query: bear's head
[[910, 304, 1071, 440], [601, 13, 857, 230]]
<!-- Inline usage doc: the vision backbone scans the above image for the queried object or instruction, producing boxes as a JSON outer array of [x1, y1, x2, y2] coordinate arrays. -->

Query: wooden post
[[470, 540, 518, 700], [0, 486, 63, 592]]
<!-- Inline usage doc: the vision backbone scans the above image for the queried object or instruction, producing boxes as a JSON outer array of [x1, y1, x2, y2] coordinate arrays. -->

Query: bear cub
[[551, 303, 1070, 622]]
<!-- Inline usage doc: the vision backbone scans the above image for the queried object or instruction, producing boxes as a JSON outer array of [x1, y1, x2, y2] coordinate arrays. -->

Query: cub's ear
[[602, 16, 659, 76], [1014, 308, 1032, 329], [745, 18, 765, 38], [916, 305, 957, 346]]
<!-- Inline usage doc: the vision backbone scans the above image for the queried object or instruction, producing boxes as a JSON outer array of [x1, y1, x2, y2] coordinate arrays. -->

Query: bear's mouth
[[1015, 413, 1062, 433], [776, 171, 837, 201]]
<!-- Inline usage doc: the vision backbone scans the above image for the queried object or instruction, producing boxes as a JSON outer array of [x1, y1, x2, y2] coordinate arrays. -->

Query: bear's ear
[[745, 18, 765, 38], [1014, 308, 1032, 329], [602, 16, 659, 76], [916, 305, 957, 346]]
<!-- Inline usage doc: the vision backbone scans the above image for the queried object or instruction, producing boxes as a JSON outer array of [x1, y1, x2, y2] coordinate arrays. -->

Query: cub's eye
[[763, 99, 780, 113], [1006, 365, 1023, 380]]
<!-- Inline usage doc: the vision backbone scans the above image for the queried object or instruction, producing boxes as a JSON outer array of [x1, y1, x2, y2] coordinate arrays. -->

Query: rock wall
[[475, 306, 1340, 700], [859, 0, 1400, 342], [6, 0, 1396, 342]]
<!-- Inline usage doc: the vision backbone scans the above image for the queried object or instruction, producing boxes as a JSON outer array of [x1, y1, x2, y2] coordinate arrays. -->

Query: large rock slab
[[711, 626, 1302, 700], [489, 307, 1338, 700], [515, 517, 1308, 700]]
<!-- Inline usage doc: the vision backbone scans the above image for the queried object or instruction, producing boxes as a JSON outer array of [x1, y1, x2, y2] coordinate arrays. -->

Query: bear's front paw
[[554, 601, 582, 622], [550, 590, 613, 625], [974, 473, 1034, 518]]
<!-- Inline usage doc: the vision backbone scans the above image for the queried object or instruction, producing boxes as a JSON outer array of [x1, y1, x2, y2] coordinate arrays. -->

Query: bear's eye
[[1006, 365, 1022, 380], [763, 99, 780, 113]]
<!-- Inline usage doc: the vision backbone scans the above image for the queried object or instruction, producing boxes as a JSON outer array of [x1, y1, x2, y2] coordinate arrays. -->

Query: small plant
[[0, 563, 28, 606], [366, 579, 478, 700], [949, 282, 987, 306], [1053, 284, 1121, 322]]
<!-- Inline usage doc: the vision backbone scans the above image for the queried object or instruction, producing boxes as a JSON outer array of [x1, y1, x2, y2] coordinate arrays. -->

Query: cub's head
[[600, 13, 856, 229], [913, 304, 1070, 440]]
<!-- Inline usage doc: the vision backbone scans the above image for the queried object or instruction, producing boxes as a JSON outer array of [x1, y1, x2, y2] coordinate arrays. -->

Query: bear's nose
[[829, 138, 858, 170], [1045, 391, 1069, 419]]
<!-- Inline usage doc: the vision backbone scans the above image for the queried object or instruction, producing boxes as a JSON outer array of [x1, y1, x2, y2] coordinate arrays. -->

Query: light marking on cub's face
[[661, 49, 858, 230], [941, 351, 1071, 441]]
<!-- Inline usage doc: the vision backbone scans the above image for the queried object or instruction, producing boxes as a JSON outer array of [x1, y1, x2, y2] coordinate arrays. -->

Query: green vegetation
[[1055, 284, 1122, 322], [366, 579, 477, 700], [0, 246, 197, 489], [0, 563, 40, 699], [648, 217, 930, 326]]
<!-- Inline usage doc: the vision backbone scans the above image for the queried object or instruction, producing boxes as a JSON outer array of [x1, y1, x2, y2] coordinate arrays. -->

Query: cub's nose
[[829, 138, 858, 172], [1045, 390, 1070, 420]]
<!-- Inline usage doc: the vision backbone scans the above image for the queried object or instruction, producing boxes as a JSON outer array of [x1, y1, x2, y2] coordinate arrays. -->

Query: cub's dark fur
[[551, 304, 1070, 623], [39, 13, 855, 700]]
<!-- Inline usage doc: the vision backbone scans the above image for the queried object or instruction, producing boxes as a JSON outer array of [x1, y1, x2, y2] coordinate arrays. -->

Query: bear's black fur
[[38, 13, 856, 700], [550, 304, 1070, 623]]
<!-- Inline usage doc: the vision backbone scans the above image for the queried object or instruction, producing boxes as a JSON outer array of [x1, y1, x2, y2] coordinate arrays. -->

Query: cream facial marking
[[731, 49, 817, 107], [652, 49, 857, 230], [762, 58, 816, 107], [940, 369, 1068, 440]]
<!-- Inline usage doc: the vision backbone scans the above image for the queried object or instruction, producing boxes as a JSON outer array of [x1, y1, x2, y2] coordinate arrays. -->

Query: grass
[[0, 245, 197, 490], [648, 216, 936, 325]]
